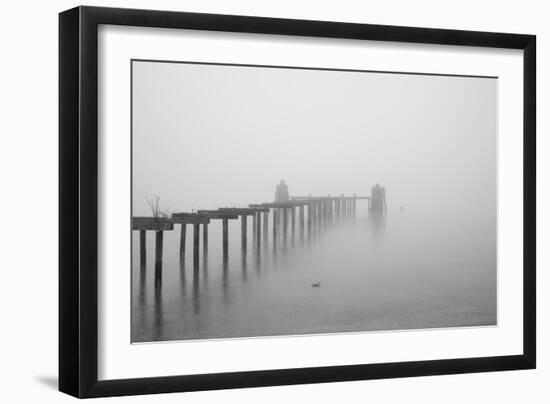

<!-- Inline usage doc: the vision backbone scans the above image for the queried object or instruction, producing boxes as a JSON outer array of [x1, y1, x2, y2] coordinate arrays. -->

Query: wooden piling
[[256, 212, 261, 249], [140, 230, 146, 269], [319, 201, 325, 232], [311, 203, 315, 228], [283, 208, 288, 240], [312, 203, 316, 233], [291, 207, 296, 236], [202, 222, 208, 257], [222, 219, 229, 261], [252, 211, 257, 245], [241, 214, 247, 253], [316, 203, 320, 229], [193, 224, 200, 270], [263, 210, 269, 244], [307, 203, 313, 234], [154, 231, 163, 288], [299, 205, 304, 237], [273, 208, 278, 245], [179, 224, 186, 260], [342, 199, 348, 219]]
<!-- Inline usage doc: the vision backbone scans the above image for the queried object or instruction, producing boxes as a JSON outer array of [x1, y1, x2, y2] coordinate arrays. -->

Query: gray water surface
[[131, 212, 496, 343]]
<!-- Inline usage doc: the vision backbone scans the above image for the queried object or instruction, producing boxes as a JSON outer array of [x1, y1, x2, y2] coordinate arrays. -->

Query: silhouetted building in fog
[[274, 180, 290, 202], [370, 183, 387, 215]]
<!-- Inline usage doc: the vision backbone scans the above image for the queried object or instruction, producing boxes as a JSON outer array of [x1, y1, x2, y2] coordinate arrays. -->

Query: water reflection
[[222, 260, 230, 306], [153, 286, 163, 340], [241, 248, 248, 282], [254, 248, 262, 275], [139, 255, 147, 306], [132, 210, 496, 343], [192, 269, 200, 315], [202, 255, 209, 289], [369, 212, 386, 240], [179, 257, 186, 292]]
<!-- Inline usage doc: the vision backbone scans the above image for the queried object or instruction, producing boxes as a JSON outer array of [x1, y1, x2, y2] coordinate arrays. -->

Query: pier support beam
[[179, 224, 186, 260], [140, 230, 146, 269], [252, 211, 257, 245], [291, 207, 295, 237], [256, 212, 261, 249], [222, 219, 229, 262], [283, 208, 288, 241], [241, 214, 247, 253], [299, 205, 305, 237], [154, 231, 164, 288], [307, 203, 313, 235], [315, 202, 320, 231], [263, 211, 269, 244], [193, 224, 200, 270], [342, 199, 348, 220], [272, 209, 278, 247], [202, 222, 208, 258], [311, 203, 315, 231]]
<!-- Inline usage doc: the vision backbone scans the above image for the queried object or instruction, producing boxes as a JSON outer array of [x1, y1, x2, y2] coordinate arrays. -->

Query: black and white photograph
[[0, 0, 542, 400], [131, 60, 497, 343]]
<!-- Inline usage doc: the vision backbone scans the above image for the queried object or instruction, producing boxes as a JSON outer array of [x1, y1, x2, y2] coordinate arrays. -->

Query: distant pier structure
[[274, 180, 290, 203], [369, 183, 387, 215], [132, 182, 387, 289]]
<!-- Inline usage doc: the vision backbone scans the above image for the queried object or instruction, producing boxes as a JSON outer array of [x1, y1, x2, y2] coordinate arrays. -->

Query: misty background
[[132, 61, 496, 221]]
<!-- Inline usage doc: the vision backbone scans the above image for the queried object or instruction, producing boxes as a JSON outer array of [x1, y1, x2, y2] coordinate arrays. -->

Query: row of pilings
[[132, 194, 372, 288]]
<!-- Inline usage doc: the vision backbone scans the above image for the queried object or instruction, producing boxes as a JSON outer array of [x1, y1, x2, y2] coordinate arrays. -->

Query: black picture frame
[[59, 5, 536, 398]]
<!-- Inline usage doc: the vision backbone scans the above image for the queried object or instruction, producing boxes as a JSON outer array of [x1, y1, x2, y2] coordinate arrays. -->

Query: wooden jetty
[[132, 186, 383, 290]]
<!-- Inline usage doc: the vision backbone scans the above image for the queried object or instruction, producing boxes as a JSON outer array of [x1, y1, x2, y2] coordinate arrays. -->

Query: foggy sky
[[132, 61, 497, 221]]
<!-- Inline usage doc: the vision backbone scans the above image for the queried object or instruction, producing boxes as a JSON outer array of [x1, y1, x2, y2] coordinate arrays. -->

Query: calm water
[[131, 212, 496, 343]]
